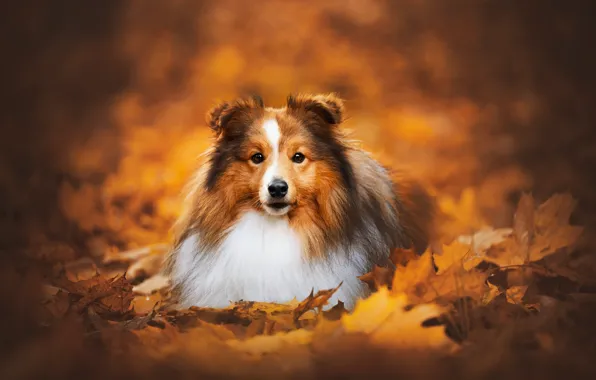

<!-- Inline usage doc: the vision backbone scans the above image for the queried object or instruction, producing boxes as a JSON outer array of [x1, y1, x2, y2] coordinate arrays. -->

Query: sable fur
[[164, 93, 435, 309]]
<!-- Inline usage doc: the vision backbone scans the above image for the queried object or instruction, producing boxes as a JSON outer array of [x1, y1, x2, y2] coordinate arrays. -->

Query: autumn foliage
[[25, 191, 595, 379]]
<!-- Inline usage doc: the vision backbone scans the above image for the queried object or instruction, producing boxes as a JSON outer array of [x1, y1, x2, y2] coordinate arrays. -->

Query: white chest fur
[[172, 211, 369, 310]]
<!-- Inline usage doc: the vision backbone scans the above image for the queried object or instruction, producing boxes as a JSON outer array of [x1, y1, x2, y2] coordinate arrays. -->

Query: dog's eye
[[292, 152, 305, 164], [250, 153, 265, 164]]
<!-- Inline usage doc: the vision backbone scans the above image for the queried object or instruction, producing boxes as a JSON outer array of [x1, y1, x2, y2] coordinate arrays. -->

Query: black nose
[[268, 179, 288, 198]]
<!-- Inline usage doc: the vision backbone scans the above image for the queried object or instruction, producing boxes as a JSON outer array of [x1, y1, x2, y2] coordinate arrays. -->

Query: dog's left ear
[[286, 93, 345, 126]]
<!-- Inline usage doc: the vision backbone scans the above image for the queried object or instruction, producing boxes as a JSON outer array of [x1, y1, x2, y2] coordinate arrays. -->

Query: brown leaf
[[322, 301, 348, 321], [535, 193, 577, 231], [529, 225, 584, 262], [292, 283, 342, 322], [93, 275, 135, 315], [358, 265, 393, 292], [41, 290, 72, 322], [390, 247, 419, 267], [484, 193, 583, 268]]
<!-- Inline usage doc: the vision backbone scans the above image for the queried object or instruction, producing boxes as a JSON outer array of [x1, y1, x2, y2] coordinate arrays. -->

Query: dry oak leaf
[[392, 251, 489, 304], [342, 287, 457, 351]]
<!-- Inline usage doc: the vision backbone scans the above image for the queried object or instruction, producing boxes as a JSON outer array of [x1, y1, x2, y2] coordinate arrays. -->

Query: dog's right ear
[[206, 95, 265, 137]]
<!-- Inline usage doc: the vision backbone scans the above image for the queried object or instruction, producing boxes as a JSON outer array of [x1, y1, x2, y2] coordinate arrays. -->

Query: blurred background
[[2, 0, 596, 292]]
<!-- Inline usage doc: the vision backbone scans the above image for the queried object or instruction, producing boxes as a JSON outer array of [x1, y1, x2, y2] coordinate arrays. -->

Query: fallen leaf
[[292, 283, 342, 322], [41, 290, 72, 321], [529, 225, 584, 262], [484, 193, 583, 268], [392, 251, 435, 296], [393, 251, 488, 304], [359, 265, 393, 291], [390, 247, 419, 266], [342, 288, 457, 351], [433, 240, 481, 274], [322, 301, 348, 321], [505, 286, 528, 305], [481, 283, 503, 305]]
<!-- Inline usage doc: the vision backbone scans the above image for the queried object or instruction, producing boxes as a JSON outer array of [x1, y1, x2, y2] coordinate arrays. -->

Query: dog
[[164, 93, 434, 310]]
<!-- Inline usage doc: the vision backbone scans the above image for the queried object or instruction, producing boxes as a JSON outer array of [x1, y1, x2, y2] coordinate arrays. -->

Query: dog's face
[[204, 94, 352, 218]]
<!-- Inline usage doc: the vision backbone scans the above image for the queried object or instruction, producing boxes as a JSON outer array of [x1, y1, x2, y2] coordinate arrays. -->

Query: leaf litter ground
[[11, 192, 596, 379]]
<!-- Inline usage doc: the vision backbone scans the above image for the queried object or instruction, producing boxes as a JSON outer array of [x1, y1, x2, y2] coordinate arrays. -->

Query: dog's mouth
[[262, 201, 297, 216], [267, 202, 290, 210]]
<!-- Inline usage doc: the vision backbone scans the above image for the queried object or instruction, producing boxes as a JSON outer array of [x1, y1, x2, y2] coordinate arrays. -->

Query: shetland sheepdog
[[164, 93, 434, 310]]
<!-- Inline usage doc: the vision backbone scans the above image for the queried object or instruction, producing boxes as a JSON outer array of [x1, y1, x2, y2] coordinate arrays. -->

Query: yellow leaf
[[481, 283, 502, 305], [342, 288, 457, 351], [434, 240, 481, 274], [505, 286, 528, 305], [393, 251, 488, 304], [392, 251, 434, 295]]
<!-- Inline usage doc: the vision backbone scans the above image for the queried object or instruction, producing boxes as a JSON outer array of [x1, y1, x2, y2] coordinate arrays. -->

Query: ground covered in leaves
[[4, 193, 596, 379]]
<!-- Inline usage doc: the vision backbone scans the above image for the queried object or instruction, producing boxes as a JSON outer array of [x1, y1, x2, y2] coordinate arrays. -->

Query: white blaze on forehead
[[261, 118, 281, 187]]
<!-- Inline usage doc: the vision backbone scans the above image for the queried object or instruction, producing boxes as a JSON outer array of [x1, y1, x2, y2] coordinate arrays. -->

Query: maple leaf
[[342, 287, 457, 351], [483, 193, 583, 268], [433, 240, 481, 274], [392, 251, 489, 304], [505, 286, 528, 305], [358, 265, 393, 292], [481, 283, 503, 305], [292, 283, 342, 322], [322, 301, 347, 321], [53, 273, 135, 317], [390, 247, 419, 267]]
